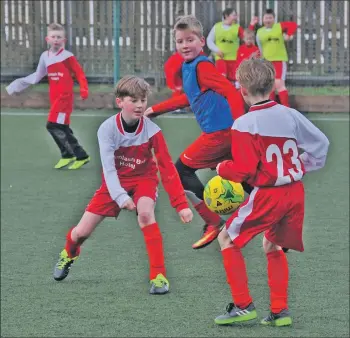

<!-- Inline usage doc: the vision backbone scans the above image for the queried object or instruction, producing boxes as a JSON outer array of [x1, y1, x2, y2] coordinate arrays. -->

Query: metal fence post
[[113, 0, 121, 85]]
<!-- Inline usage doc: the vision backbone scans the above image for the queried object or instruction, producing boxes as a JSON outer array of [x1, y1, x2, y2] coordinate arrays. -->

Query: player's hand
[[80, 89, 89, 100], [216, 50, 224, 59], [121, 198, 136, 211], [250, 16, 259, 26], [284, 34, 292, 41], [144, 107, 154, 117], [178, 208, 193, 223]]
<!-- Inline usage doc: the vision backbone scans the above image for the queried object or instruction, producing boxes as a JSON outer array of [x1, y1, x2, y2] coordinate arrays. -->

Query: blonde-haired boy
[[214, 58, 329, 326], [6, 23, 90, 169], [53, 75, 193, 294], [145, 15, 247, 250]]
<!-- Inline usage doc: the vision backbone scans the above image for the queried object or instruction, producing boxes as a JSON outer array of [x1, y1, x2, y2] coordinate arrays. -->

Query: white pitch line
[[0, 111, 349, 121]]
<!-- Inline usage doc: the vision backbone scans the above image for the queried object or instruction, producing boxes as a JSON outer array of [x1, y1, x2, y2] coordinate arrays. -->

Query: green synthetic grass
[[1, 83, 349, 96], [1, 109, 349, 337]]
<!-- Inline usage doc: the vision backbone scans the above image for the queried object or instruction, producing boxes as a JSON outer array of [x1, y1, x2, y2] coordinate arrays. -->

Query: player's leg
[[53, 211, 105, 281], [261, 181, 305, 326], [260, 236, 292, 326], [214, 227, 257, 325], [273, 61, 289, 107], [53, 183, 120, 281], [175, 158, 224, 250], [214, 186, 290, 325], [46, 122, 76, 168], [134, 181, 169, 294], [65, 126, 91, 170]]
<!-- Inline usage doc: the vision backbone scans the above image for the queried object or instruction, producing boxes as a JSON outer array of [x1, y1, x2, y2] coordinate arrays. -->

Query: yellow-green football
[[203, 176, 245, 215]]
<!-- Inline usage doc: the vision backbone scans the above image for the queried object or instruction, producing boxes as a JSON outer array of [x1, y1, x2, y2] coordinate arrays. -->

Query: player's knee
[[218, 228, 232, 249], [72, 227, 90, 244], [138, 211, 155, 228], [263, 235, 281, 253]]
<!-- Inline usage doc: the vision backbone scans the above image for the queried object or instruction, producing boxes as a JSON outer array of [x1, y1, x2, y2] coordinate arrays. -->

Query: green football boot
[[215, 302, 257, 325], [261, 309, 292, 326], [53, 249, 78, 281]]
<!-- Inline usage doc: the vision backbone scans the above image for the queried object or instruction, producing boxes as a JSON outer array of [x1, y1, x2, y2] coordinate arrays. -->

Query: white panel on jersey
[[100, 115, 161, 150], [233, 105, 298, 139], [42, 49, 74, 67]]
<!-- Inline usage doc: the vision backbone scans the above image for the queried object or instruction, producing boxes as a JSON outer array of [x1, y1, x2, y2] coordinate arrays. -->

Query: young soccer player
[[206, 8, 255, 82], [53, 76, 193, 294], [145, 15, 247, 250], [235, 29, 260, 77], [254, 9, 297, 106], [6, 23, 90, 170], [214, 59, 329, 326]]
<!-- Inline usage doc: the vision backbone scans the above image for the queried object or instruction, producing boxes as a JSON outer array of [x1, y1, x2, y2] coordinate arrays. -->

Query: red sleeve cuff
[[175, 202, 189, 213]]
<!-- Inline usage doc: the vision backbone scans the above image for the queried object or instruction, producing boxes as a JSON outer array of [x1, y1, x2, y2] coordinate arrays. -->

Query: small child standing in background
[[6, 23, 90, 170], [234, 29, 260, 89]]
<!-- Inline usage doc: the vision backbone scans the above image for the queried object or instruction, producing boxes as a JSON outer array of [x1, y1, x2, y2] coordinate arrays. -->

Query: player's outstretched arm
[[145, 93, 190, 118], [151, 130, 193, 223], [6, 53, 47, 95]]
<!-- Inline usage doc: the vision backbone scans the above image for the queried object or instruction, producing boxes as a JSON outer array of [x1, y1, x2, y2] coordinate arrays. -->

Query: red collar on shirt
[[47, 48, 64, 57], [249, 100, 278, 112], [116, 113, 144, 135]]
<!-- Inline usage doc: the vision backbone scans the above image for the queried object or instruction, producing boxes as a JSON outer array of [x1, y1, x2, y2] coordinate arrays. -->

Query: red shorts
[[48, 92, 73, 125], [180, 129, 231, 169], [226, 181, 305, 252], [271, 61, 287, 80], [86, 179, 158, 217], [215, 60, 236, 81]]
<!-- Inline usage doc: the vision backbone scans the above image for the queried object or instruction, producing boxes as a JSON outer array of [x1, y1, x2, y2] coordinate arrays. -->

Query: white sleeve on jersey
[[6, 53, 47, 95], [206, 26, 220, 53], [97, 117, 130, 208], [256, 34, 263, 55], [291, 109, 330, 172]]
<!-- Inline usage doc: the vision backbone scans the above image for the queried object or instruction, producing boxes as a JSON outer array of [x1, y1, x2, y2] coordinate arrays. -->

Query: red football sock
[[142, 222, 166, 280], [267, 250, 289, 313], [278, 90, 289, 107], [64, 227, 81, 258], [222, 246, 253, 308], [269, 91, 276, 101], [194, 201, 222, 226]]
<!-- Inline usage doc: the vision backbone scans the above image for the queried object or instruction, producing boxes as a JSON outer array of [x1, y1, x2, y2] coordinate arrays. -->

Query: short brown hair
[[236, 59, 275, 96], [48, 23, 65, 32], [222, 8, 236, 19], [264, 9, 275, 17], [114, 75, 151, 99], [173, 15, 203, 38]]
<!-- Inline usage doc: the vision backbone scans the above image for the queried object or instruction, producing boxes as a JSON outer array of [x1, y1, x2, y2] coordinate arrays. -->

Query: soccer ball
[[203, 176, 245, 215]]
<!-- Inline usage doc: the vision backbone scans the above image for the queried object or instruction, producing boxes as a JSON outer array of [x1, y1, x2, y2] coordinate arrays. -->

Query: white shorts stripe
[[56, 112, 66, 124], [227, 187, 259, 241]]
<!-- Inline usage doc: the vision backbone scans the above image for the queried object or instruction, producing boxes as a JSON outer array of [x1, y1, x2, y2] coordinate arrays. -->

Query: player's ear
[[115, 97, 123, 108], [240, 86, 248, 97], [200, 36, 205, 47], [45, 36, 49, 43]]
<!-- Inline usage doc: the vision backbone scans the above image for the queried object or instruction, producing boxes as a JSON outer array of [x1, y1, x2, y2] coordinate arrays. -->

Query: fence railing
[[1, 0, 349, 88]]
